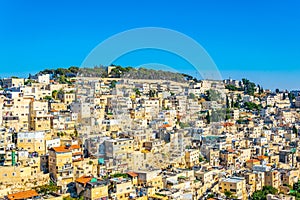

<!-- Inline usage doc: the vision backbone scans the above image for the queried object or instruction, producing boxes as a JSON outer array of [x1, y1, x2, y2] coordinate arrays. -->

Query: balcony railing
[[57, 166, 73, 172], [3, 116, 19, 121]]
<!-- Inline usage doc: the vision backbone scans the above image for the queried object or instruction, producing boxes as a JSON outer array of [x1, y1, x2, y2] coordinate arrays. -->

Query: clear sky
[[0, 0, 300, 90]]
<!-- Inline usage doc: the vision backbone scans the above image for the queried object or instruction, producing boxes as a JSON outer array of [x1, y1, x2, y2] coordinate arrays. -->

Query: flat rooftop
[[222, 176, 244, 183]]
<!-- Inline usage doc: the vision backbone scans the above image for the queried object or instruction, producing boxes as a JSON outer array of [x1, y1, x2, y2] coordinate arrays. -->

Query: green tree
[[133, 88, 141, 96], [55, 68, 70, 76], [224, 191, 233, 199], [231, 98, 234, 108], [149, 89, 157, 98], [110, 67, 122, 78], [242, 78, 256, 95], [25, 79, 34, 85], [289, 92, 295, 101], [199, 156, 205, 162], [58, 75, 71, 84], [179, 122, 190, 128], [181, 73, 193, 81], [226, 96, 229, 108], [68, 66, 79, 74], [225, 108, 231, 120], [206, 89, 221, 101], [111, 173, 128, 178], [225, 84, 238, 91], [35, 182, 59, 195], [110, 80, 117, 88], [206, 111, 210, 124], [43, 96, 52, 101], [244, 102, 262, 111], [260, 86, 264, 94], [188, 93, 196, 99], [211, 109, 226, 122], [52, 90, 58, 99], [74, 128, 78, 137], [251, 190, 265, 200], [293, 125, 298, 134], [258, 84, 261, 94], [40, 69, 54, 75], [283, 92, 286, 100], [251, 186, 278, 200]]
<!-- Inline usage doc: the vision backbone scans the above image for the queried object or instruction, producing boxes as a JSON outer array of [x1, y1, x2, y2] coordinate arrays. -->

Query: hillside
[[38, 65, 196, 83]]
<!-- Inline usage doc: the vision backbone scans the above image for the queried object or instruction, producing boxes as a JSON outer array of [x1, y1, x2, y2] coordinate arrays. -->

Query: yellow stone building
[[265, 170, 280, 189], [2, 78, 24, 88], [135, 170, 163, 190], [84, 181, 108, 200], [75, 175, 109, 200], [219, 177, 247, 200], [184, 149, 200, 168], [49, 102, 67, 112], [17, 131, 46, 154], [48, 146, 73, 191], [30, 101, 51, 131]]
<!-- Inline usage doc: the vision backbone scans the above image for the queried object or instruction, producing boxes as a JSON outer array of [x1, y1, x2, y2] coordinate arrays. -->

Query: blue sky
[[0, 0, 300, 90]]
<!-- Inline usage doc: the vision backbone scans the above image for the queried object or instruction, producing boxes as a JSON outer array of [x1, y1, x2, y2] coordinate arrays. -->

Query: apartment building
[[184, 149, 200, 168], [70, 102, 91, 121], [17, 131, 45, 154], [37, 74, 50, 84], [104, 138, 134, 168], [2, 78, 24, 88], [219, 177, 246, 200], [135, 170, 163, 190], [110, 177, 135, 200], [48, 146, 74, 191], [30, 101, 51, 131], [281, 169, 299, 187], [265, 170, 280, 189], [84, 180, 109, 200]]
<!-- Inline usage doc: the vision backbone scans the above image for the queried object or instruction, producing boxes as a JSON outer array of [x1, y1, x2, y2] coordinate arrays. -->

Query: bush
[[251, 186, 278, 200]]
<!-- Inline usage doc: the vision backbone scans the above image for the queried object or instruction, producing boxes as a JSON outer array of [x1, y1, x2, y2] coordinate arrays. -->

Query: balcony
[[61, 174, 73, 179], [64, 163, 72, 168], [3, 100, 14, 107], [3, 116, 19, 121], [57, 165, 73, 172], [58, 174, 73, 180], [73, 157, 84, 162]]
